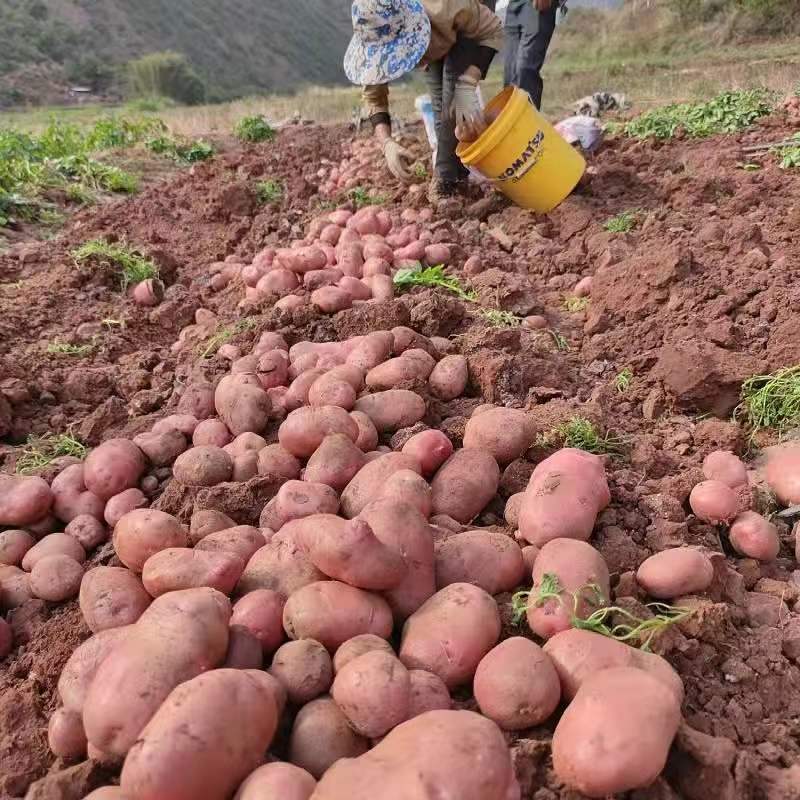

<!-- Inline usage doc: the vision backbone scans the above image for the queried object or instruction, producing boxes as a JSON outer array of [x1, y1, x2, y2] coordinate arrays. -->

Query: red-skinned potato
[[141, 548, 245, 597], [350, 410, 379, 451], [177, 382, 216, 420], [401, 429, 454, 477], [83, 439, 145, 501], [312, 286, 352, 313], [120, 669, 281, 800], [474, 638, 560, 730], [0, 564, 33, 608], [346, 331, 394, 371], [225, 626, 263, 670], [308, 374, 357, 410], [30, 554, 83, 601], [527, 538, 609, 640], [80, 566, 151, 632], [50, 464, 104, 523], [729, 510, 780, 561], [399, 583, 500, 689], [104, 488, 148, 527], [354, 390, 426, 432], [113, 509, 189, 572], [279, 406, 359, 458], [552, 667, 681, 798], [289, 514, 407, 590], [542, 627, 684, 703], [215, 374, 272, 436], [269, 638, 333, 704], [636, 547, 713, 599], [257, 443, 302, 479], [22, 533, 85, 571], [257, 268, 300, 297], [518, 448, 610, 546], [365, 352, 436, 390], [312, 709, 519, 800], [192, 418, 233, 448], [289, 696, 369, 779], [195, 525, 265, 562], [231, 589, 285, 654], [57, 625, 131, 712], [134, 429, 188, 466], [428, 354, 468, 401], [283, 580, 393, 650], [234, 763, 316, 800], [333, 634, 395, 673], [305, 433, 366, 491], [358, 498, 436, 621], [151, 414, 198, 438], [173, 446, 233, 486], [189, 510, 236, 545], [407, 669, 451, 717], [378, 469, 432, 518], [284, 368, 326, 411], [260, 480, 340, 531], [505, 493, 523, 528], [340, 453, 422, 518], [765, 445, 800, 505], [83, 588, 231, 756], [431, 449, 500, 524], [331, 650, 411, 738], [463, 407, 534, 465], [702, 450, 747, 488], [435, 530, 525, 594], [0, 529, 35, 566], [48, 707, 87, 760], [237, 533, 326, 598], [689, 480, 739, 524], [0, 474, 54, 527]]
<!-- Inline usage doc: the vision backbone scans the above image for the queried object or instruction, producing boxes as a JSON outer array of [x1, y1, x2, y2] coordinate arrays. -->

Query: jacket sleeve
[[361, 84, 391, 129], [452, 0, 504, 52]]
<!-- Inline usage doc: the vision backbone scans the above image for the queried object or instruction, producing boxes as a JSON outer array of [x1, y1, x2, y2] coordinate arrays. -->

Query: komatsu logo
[[497, 130, 545, 183]]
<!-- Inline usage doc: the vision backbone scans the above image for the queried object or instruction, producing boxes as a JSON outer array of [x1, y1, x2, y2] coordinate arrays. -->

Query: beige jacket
[[362, 0, 503, 117]]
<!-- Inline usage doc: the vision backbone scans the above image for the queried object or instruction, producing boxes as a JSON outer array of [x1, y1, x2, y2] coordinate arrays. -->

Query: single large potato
[[430, 449, 500, 524], [83, 439, 145, 501], [635, 547, 713, 599], [312, 710, 519, 800], [236, 534, 325, 598], [552, 667, 681, 797], [113, 509, 189, 572], [0, 474, 54, 527], [79, 566, 152, 632], [141, 548, 245, 597], [234, 763, 316, 800], [462, 407, 535, 465], [435, 530, 525, 595], [340, 453, 422, 518], [354, 390, 426, 433]]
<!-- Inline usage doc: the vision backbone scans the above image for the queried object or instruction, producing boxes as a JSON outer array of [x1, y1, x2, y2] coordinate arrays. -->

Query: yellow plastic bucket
[[457, 86, 586, 213]]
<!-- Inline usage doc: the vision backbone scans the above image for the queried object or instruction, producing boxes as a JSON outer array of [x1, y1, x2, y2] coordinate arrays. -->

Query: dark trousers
[[504, 2, 557, 110]]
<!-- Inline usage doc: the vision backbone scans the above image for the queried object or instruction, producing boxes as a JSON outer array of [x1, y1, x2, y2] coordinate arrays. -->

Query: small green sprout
[[539, 416, 625, 456], [735, 365, 800, 435], [393, 264, 477, 302], [71, 239, 158, 290], [198, 318, 257, 358], [563, 295, 590, 312], [614, 367, 633, 393], [46, 340, 95, 356], [16, 433, 88, 475], [603, 210, 639, 233], [348, 186, 387, 208], [256, 180, 283, 204], [413, 163, 428, 179], [479, 309, 522, 328]]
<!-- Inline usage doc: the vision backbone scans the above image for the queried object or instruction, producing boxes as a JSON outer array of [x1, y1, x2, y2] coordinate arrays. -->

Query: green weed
[[479, 309, 522, 327], [146, 135, 214, 163], [735, 365, 800, 434], [413, 163, 428, 179], [72, 239, 158, 290], [563, 295, 590, 312], [776, 134, 800, 169], [545, 329, 570, 351], [614, 367, 633, 393], [539, 415, 625, 455], [393, 264, 476, 302], [235, 115, 276, 143], [256, 179, 283, 204], [348, 186, 387, 208], [511, 574, 692, 651], [198, 318, 257, 358], [624, 89, 774, 139], [46, 340, 95, 357], [16, 432, 87, 475], [603, 210, 640, 233]]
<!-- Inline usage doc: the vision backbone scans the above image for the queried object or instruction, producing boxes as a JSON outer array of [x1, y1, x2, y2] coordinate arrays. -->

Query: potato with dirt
[[378, 469, 432, 518], [142, 548, 244, 597], [113, 508, 189, 572], [214, 373, 272, 436], [172, 445, 233, 486], [48, 707, 87, 759], [407, 669, 451, 718], [354, 389, 426, 432], [312, 710, 519, 800], [133, 429, 188, 466], [51, 463, 105, 523], [365, 350, 436, 390], [702, 450, 747, 488], [279, 405, 360, 458], [399, 582, 500, 689], [83, 439, 146, 501], [120, 669, 281, 800], [234, 763, 316, 800], [435, 529, 524, 595], [430, 449, 500, 524], [231, 589, 285, 654], [237, 533, 326, 598], [103, 488, 149, 527], [463, 407, 535, 465], [304, 433, 366, 491], [260, 480, 340, 531], [283, 580, 393, 650], [289, 696, 369, 779], [83, 587, 231, 756], [333, 634, 395, 673], [689, 480, 739, 524], [269, 638, 333, 705], [331, 650, 411, 738], [189, 509, 237, 545], [552, 667, 681, 797], [22, 532, 86, 571], [765, 445, 800, 505], [635, 547, 714, 599], [401, 429, 454, 477], [474, 637, 561, 730], [0, 474, 54, 527], [195, 525, 265, 562], [340, 452, 422, 518], [729, 510, 780, 561], [79, 566, 152, 632], [526, 538, 610, 640], [29, 554, 84, 601]]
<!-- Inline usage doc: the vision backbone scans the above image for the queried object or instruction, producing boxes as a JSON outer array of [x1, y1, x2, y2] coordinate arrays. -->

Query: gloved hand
[[382, 138, 414, 183], [452, 73, 483, 130]]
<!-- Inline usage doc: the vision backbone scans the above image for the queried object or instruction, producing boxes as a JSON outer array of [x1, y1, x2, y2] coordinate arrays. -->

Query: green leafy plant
[[603, 210, 640, 233], [735, 365, 800, 435], [71, 239, 158, 290], [146, 135, 214, 164], [16, 432, 87, 475], [563, 295, 590, 312], [614, 367, 633, 393], [235, 115, 276, 143], [539, 415, 625, 455], [413, 163, 428, 179], [776, 134, 800, 170], [479, 309, 522, 327], [46, 340, 95, 357], [624, 89, 774, 139], [545, 329, 570, 351], [511, 574, 692, 651], [198, 318, 257, 358], [393, 264, 476, 302], [348, 186, 387, 208], [256, 179, 283, 204]]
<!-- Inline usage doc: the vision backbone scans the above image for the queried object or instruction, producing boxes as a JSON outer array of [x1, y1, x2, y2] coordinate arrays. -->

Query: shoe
[[427, 178, 459, 205]]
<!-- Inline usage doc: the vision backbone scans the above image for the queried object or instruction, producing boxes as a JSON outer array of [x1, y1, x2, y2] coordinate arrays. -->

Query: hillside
[[0, 0, 354, 106]]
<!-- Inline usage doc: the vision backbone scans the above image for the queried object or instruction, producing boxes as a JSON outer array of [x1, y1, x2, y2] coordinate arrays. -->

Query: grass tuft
[[255, 179, 283, 204], [45, 340, 95, 357], [235, 115, 276, 143], [16, 432, 87, 475], [72, 239, 158, 290], [393, 264, 476, 302], [348, 186, 387, 208], [479, 309, 522, 328], [539, 415, 625, 455], [603, 210, 640, 233], [735, 365, 800, 435], [545, 329, 570, 352], [563, 295, 590, 312], [198, 318, 257, 358], [614, 367, 633, 393]]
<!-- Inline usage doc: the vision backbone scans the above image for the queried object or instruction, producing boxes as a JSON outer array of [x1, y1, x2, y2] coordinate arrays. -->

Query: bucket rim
[[456, 86, 531, 164]]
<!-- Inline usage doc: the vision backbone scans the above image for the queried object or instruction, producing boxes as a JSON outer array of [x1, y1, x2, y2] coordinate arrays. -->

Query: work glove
[[382, 138, 415, 183], [452, 73, 483, 131]]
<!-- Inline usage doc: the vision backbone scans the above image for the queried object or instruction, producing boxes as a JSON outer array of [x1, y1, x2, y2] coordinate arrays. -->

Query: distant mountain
[[0, 0, 354, 106]]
